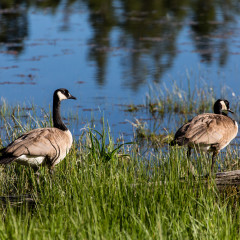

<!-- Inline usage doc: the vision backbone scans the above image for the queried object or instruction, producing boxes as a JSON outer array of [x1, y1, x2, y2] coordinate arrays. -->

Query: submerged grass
[[0, 96, 239, 239], [126, 82, 240, 150], [124, 82, 218, 116]]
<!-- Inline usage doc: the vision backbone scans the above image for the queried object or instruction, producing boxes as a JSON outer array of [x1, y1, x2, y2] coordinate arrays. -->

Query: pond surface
[[1, 0, 240, 140]]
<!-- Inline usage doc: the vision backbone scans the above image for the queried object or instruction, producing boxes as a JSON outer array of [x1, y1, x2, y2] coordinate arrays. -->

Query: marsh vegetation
[[0, 85, 239, 239]]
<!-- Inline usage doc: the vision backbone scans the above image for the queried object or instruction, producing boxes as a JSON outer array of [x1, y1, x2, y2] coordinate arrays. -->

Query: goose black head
[[213, 99, 233, 115], [54, 88, 77, 101]]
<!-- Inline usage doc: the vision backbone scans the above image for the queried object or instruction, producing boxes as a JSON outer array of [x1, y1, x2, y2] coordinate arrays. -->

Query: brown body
[[0, 128, 73, 170], [170, 99, 238, 173], [174, 113, 238, 153], [0, 88, 76, 172]]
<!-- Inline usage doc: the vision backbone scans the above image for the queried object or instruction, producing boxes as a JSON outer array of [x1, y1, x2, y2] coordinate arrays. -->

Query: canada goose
[[0, 88, 76, 173], [170, 99, 238, 173]]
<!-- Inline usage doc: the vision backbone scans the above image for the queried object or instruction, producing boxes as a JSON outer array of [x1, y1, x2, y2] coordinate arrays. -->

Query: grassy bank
[[0, 128, 239, 239], [0, 94, 239, 239]]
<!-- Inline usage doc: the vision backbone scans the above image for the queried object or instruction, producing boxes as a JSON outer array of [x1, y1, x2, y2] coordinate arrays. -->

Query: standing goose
[[170, 99, 238, 173], [0, 88, 76, 173]]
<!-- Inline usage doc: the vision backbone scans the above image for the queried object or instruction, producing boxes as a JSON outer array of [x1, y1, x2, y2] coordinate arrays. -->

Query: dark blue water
[[1, 0, 240, 140]]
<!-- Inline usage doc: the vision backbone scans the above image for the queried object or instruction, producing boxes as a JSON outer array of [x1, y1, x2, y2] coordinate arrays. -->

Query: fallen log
[[0, 194, 36, 206], [200, 170, 240, 192], [215, 170, 240, 185]]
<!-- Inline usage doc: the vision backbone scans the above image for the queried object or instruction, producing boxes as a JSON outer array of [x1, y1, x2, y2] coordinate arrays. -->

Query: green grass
[[0, 140, 239, 240], [0, 98, 239, 239]]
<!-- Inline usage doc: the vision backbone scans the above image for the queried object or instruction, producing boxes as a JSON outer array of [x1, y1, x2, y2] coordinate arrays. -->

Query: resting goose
[[170, 99, 238, 173], [0, 88, 76, 173]]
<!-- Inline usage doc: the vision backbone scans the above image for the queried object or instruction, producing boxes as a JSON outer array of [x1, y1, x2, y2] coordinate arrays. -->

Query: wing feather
[[2, 128, 71, 161], [173, 113, 237, 146], [184, 114, 235, 144]]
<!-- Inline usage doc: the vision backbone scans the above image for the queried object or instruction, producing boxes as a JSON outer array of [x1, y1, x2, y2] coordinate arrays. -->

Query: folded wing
[[174, 113, 236, 146], [0, 128, 71, 166]]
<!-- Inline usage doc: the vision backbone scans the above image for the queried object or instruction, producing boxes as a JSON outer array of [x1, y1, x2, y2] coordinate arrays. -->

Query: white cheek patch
[[57, 91, 67, 101], [220, 100, 227, 110]]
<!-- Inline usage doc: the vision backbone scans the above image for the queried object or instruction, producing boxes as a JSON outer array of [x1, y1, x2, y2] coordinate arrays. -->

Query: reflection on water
[[190, 0, 238, 65], [1, 0, 240, 84], [0, 5, 27, 54], [0, 0, 240, 138]]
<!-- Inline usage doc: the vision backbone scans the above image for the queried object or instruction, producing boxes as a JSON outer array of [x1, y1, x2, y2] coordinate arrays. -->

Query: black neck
[[53, 96, 68, 131]]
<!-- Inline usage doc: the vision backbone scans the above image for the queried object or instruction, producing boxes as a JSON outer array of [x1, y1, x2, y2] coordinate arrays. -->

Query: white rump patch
[[16, 155, 45, 167], [57, 91, 67, 101], [199, 145, 211, 152], [190, 144, 211, 153]]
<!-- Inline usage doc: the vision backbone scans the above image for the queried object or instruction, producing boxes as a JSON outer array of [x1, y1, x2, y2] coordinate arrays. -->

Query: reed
[[0, 94, 238, 239]]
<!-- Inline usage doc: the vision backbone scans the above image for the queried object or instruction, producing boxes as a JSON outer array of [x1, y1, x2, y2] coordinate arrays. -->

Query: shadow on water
[[0, 0, 240, 88]]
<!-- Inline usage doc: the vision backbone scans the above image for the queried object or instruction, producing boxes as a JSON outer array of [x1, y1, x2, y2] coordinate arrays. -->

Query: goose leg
[[211, 151, 218, 173], [49, 166, 55, 175], [32, 166, 40, 184], [187, 147, 192, 158], [49, 168, 53, 175], [187, 147, 195, 177]]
